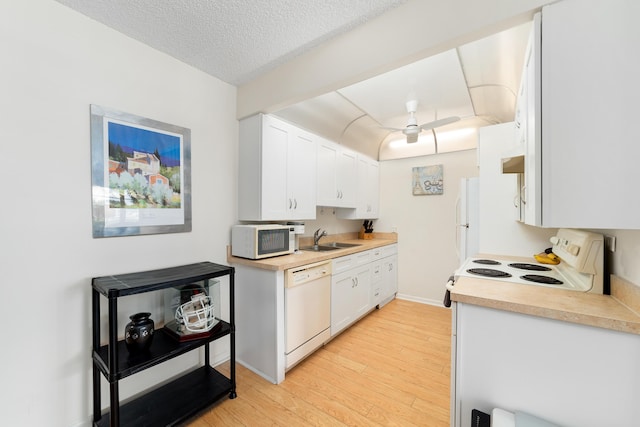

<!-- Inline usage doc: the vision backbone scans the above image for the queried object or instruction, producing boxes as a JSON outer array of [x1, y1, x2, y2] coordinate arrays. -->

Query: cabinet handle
[[293, 198, 297, 209], [521, 185, 527, 205], [289, 199, 293, 209]]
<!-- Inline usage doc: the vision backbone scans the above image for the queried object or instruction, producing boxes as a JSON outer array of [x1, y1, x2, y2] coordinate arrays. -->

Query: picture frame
[[90, 105, 191, 238], [412, 165, 444, 195]]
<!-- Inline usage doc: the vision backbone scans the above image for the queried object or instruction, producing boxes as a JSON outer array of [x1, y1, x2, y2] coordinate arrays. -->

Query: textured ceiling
[[54, 0, 406, 86]]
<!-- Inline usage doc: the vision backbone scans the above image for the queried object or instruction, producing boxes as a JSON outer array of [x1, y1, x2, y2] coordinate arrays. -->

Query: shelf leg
[[108, 297, 119, 426], [229, 270, 237, 399], [92, 365, 101, 423], [92, 289, 101, 422], [109, 381, 119, 427]]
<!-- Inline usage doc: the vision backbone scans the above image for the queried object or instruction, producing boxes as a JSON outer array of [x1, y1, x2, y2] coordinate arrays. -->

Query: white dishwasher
[[285, 260, 332, 370]]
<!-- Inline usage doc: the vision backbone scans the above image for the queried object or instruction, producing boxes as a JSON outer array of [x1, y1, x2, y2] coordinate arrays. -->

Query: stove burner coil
[[472, 259, 501, 265], [467, 268, 512, 278], [520, 274, 563, 285], [509, 263, 552, 272]]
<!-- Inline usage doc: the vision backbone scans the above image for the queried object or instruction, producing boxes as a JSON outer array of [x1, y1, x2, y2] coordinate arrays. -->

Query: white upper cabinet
[[316, 138, 357, 208], [238, 114, 316, 221], [520, 0, 640, 228], [337, 154, 380, 219], [522, 13, 542, 226]]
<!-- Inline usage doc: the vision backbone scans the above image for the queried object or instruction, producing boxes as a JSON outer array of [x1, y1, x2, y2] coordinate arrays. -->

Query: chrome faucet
[[313, 228, 328, 247]]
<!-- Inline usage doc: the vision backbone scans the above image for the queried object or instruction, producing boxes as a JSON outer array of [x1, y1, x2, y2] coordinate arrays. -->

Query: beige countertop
[[227, 232, 398, 271], [451, 273, 640, 335]]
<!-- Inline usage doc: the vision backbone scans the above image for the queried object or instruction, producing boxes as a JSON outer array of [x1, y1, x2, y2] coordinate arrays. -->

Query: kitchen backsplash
[[299, 206, 368, 238]]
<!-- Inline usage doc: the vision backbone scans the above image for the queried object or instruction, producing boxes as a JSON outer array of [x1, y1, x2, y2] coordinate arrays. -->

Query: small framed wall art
[[90, 105, 191, 238], [412, 164, 444, 195]]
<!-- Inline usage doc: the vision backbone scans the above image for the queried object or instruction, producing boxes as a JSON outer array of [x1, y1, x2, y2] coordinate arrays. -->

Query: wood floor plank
[[187, 299, 452, 426]]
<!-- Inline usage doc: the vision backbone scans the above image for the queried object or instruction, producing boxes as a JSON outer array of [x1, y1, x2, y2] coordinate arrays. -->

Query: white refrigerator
[[456, 177, 479, 266]]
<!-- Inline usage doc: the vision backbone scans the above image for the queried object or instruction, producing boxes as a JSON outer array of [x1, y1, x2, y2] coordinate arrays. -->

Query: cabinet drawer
[[332, 255, 356, 274], [371, 262, 382, 283], [354, 249, 372, 265], [370, 244, 397, 262]]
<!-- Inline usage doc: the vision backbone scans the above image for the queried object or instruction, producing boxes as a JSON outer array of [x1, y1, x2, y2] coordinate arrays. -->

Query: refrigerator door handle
[[455, 196, 461, 261]]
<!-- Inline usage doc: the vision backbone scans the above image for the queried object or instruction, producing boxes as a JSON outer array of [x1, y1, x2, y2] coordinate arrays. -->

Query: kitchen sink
[[321, 242, 361, 248], [300, 242, 362, 252]]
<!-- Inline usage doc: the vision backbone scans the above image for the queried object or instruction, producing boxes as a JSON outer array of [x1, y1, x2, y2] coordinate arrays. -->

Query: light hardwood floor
[[188, 299, 452, 426]]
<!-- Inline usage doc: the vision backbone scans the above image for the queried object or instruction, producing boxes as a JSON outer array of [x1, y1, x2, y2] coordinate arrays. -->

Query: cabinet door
[[365, 159, 380, 218], [316, 139, 338, 206], [261, 116, 290, 220], [336, 155, 380, 219], [336, 148, 357, 207], [540, 0, 640, 228], [370, 261, 383, 306], [381, 255, 398, 300], [352, 266, 371, 320], [239, 114, 317, 221], [331, 265, 371, 336], [523, 13, 541, 226], [288, 129, 316, 219], [331, 271, 355, 335]]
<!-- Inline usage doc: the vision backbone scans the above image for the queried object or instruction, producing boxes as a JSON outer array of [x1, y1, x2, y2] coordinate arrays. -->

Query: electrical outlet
[[391, 226, 397, 233], [604, 235, 616, 252]]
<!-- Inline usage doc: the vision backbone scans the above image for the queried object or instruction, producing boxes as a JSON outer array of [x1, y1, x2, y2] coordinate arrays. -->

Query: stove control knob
[[550, 236, 560, 245], [567, 244, 580, 256]]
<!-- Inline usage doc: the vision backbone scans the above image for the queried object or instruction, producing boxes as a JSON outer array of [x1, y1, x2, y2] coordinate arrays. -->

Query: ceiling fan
[[384, 100, 460, 143]]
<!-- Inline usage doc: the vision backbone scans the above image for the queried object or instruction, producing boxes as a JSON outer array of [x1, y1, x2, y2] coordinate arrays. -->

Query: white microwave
[[231, 224, 295, 259]]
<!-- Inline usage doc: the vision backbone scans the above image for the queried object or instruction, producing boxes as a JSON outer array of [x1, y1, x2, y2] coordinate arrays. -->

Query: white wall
[[0, 2, 237, 426], [376, 150, 479, 304]]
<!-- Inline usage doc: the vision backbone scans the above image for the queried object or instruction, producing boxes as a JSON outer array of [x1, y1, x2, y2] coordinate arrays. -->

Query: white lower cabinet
[[371, 244, 398, 306], [331, 264, 371, 336], [331, 244, 398, 336], [381, 254, 398, 302], [453, 303, 640, 427]]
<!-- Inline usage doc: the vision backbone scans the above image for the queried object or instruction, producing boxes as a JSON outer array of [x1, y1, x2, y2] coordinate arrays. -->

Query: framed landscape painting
[[90, 105, 191, 238]]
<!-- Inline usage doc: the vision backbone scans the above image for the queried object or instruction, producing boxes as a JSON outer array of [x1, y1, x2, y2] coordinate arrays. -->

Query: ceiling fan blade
[[419, 116, 460, 131], [380, 126, 403, 132]]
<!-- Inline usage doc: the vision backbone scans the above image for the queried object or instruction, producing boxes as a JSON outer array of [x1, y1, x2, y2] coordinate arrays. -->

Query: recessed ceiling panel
[[337, 49, 475, 130], [275, 92, 364, 142]]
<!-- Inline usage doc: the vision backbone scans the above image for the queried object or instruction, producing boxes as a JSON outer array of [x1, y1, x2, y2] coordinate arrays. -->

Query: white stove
[[454, 229, 604, 293]]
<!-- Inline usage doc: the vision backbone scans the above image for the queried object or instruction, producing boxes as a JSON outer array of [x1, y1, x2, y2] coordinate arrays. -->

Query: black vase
[[124, 312, 155, 353]]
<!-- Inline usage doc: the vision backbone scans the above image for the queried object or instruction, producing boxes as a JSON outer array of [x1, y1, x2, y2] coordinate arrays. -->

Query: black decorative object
[[124, 312, 155, 353]]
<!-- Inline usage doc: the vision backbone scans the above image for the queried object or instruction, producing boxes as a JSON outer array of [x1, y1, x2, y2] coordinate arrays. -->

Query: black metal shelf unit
[[91, 262, 236, 427]]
